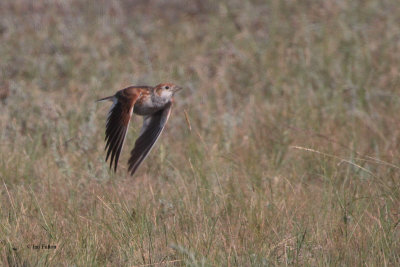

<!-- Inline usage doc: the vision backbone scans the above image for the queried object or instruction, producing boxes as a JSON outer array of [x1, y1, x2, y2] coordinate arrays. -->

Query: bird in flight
[[97, 83, 182, 176]]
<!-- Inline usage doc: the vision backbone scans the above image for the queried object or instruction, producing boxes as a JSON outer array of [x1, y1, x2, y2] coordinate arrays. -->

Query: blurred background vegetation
[[0, 0, 399, 265]]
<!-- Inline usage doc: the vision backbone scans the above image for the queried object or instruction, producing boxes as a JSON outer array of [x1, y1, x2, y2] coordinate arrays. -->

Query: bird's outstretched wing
[[128, 101, 172, 176], [100, 89, 141, 172]]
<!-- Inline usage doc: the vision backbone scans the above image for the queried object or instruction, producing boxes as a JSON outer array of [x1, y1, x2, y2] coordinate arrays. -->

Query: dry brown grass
[[1, 0, 399, 266]]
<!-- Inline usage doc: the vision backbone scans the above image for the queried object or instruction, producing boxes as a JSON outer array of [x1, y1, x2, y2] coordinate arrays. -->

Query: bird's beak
[[173, 86, 183, 93]]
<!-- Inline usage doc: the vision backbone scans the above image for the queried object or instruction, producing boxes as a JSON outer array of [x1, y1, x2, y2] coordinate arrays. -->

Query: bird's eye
[[165, 86, 170, 90]]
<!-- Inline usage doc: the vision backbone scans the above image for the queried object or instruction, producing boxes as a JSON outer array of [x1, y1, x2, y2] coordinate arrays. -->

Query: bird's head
[[154, 83, 183, 100]]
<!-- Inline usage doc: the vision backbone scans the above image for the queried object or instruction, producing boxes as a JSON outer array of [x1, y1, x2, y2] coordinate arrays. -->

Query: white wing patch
[[106, 97, 118, 122]]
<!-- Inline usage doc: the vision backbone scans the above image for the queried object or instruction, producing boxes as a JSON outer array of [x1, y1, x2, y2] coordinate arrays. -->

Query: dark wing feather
[[103, 90, 140, 172], [128, 102, 172, 176]]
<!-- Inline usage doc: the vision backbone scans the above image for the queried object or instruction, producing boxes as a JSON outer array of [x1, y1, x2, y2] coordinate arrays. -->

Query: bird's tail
[[96, 95, 114, 102]]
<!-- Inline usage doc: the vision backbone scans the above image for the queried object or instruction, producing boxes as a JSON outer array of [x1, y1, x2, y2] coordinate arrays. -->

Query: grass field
[[1, 0, 399, 265]]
